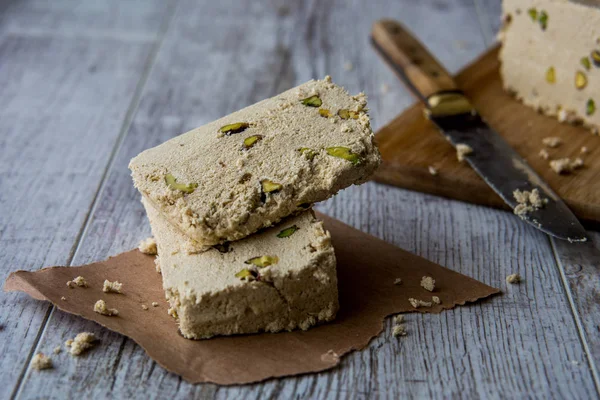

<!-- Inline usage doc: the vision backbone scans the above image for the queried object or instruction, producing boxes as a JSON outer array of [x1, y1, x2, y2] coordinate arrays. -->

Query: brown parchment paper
[[4, 214, 499, 385]]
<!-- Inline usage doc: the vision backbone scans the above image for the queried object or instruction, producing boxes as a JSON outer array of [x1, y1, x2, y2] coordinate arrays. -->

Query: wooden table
[[1, 1, 599, 398]]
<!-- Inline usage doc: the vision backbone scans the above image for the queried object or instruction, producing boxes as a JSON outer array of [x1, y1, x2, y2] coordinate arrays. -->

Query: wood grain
[[3, 0, 599, 398], [374, 46, 600, 224], [0, 0, 174, 398]]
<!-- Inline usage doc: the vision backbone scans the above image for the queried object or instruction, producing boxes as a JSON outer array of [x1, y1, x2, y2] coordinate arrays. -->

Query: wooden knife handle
[[371, 19, 458, 99]]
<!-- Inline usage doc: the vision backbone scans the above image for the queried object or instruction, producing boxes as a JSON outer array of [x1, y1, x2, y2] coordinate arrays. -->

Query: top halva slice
[[129, 77, 381, 247]]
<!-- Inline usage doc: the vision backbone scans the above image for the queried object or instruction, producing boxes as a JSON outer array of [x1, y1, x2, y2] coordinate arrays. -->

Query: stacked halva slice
[[129, 77, 381, 339]]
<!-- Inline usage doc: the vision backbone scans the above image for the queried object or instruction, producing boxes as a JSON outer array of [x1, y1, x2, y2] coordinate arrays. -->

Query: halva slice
[[142, 198, 339, 339], [130, 77, 380, 247], [499, 0, 600, 132]]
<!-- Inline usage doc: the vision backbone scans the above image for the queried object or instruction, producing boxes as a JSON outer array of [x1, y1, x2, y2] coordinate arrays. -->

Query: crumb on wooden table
[[542, 137, 561, 148], [141, 304, 149, 310], [456, 144, 473, 162], [581, 146, 589, 154], [408, 298, 433, 308], [420, 276, 435, 292], [139, 237, 157, 255], [428, 166, 438, 176], [102, 279, 122, 294], [31, 353, 53, 370], [152, 302, 159, 307], [432, 296, 441, 304], [394, 278, 402, 285], [93, 300, 119, 316], [65, 332, 97, 356], [392, 324, 407, 337], [60, 296, 66, 301], [168, 307, 178, 319], [549, 158, 583, 174], [538, 149, 549, 160], [506, 273, 522, 284]]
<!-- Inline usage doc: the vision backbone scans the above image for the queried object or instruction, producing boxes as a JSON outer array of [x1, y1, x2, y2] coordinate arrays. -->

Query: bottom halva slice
[[143, 198, 339, 339]]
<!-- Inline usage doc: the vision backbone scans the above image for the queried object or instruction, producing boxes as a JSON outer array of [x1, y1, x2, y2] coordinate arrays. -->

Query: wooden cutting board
[[374, 45, 600, 225]]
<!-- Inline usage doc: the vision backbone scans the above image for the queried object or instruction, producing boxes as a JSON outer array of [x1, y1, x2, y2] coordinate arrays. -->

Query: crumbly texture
[[420, 276, 435, 292], [102, 280, 122, 294], [549, 157, 584, 174], [513, 188, 548, 217], [499, 0, 600, 132], [394, 278, 402, 285], [456, 144, 473, 162], [542, 137, 561, 148], [428, 166, 438, 176], [66, 332, 97, 356], [31, 353, 52, 370], [144, 199, 339, 340], [139, 237, 158, 255], [408, 298, 433, 308], [539, 149, 550, 160], [67, 276, 87, 288], [393, 314, 404, 324], [60, 296, 66, 301], [141, 304, 149, 310], [130, 77, 380, 248], [392, 324, 407, 337], [152, 302, 159, 307], [506, 273, 522, 284], [432, 296, 441, 304], [93, 300, 119, 316]]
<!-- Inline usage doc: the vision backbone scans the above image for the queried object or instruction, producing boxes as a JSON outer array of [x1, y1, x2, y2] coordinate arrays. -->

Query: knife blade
[[370, 19, 588, 242]]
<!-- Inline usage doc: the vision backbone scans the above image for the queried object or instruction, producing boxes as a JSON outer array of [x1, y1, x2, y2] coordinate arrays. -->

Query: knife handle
[[371, 19, 458, 99]]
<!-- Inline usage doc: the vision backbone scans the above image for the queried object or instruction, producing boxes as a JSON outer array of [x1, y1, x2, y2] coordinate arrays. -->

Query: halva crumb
[[549, 158, 583, 174], [538, 149, 549, 160], [506, 273, 522, 284], [392, 324, 407, 337], [542, 136, 561, 148], [152, 302, 159, 307], [513, 188, 547, 217], [102, 280, 122, 294], [394, 278, 402, 285], [138, 237, 158, 255], [408, 298, 433, 308], [65, 332, 97, 356], [93, 300, 119, 316], [428, 166, 438, 176], [31, 353, 52, 370], [420, 276, 435, 292], [67, 276, 88, 288], [432, 296, 441, 304], [141, 304, 149, 310], [456, 144, 473, 162], [60, 296, 66, 301]]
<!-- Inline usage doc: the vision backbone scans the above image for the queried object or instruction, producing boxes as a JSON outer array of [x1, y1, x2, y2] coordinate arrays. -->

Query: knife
[[370, 19, 588, 242]]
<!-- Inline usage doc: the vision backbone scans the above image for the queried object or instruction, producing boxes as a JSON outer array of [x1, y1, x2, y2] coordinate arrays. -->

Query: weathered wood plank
[[0, 1, 174, 398], [11, 0, 600, 399]]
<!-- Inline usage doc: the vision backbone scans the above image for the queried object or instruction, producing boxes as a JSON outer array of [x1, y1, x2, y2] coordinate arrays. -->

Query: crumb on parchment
[[102, 280, 122, 294], [549, 158, 584, 174], [542, 137, 561, 148], [66, 276, 87, 288], [139, 237, 157, 255], [60, 296, 66, 301], [65, 332, 97, 356], [93, 300, 118, 316], [408, 298, 433, 308], [31, 353, 52, 370], [581, 146, 588, 154], [420, 276, 435, 292], [456, 144, 473, 162], [506, 273, 522, 284]]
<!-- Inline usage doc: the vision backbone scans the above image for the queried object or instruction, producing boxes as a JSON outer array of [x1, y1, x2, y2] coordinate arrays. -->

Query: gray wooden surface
[[1, 0, 599, 399]]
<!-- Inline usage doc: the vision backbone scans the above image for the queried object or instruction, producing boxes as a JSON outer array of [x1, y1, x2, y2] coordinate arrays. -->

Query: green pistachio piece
[[527, 8, 537, 21], [318, 108, 331, 117], [261, 179, 283, 193], [243, 134, 263, 149], [581, 57, 591, 71], [545, 67, 555, 84], [164, 173, 198, 194], [245, 255, 279, 268], [592, 50, 600, 67], [219, 122, 249, 135], [338, 109, 350, 119], [235, 268, 256, 281], [326, 147, 362, 165], [277, 225, 299, 238], [298, 147, 317, 160], [575, 71, 588, 90], [586, 99, 596, 116], [301, 95, 322, 107], [538, 11, 548, 30]]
